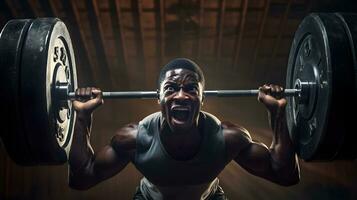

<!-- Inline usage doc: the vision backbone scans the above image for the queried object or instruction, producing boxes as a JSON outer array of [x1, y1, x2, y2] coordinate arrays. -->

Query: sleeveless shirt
[[133, 111, 228, 187]]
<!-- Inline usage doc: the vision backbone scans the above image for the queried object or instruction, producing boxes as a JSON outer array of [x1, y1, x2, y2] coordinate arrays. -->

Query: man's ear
[[201, 94, 205, 106], [157, 89, 160, 104]]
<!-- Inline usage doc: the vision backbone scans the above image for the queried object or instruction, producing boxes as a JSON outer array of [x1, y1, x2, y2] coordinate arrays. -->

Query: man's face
[[158, 68, 204, 132]]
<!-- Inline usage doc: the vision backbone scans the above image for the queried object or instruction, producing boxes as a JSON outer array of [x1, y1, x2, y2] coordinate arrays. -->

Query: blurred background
[[1, 0, 357, 199]]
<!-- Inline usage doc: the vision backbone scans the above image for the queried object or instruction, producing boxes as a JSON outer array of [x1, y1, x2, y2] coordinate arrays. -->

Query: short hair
[[157, 58, 205, 89]]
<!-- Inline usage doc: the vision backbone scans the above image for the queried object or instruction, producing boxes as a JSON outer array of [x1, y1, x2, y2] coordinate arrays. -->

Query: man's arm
[[68, 87, 137, 190], [227, 84, 300, 186]]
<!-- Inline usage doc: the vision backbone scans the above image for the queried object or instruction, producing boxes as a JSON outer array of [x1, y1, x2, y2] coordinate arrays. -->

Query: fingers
[[75, 87, 102, 102], [258, 84, 286, 111], [258, 84, 284, 100], [73, 87, 104, 113], [91, 88, 104, 106]]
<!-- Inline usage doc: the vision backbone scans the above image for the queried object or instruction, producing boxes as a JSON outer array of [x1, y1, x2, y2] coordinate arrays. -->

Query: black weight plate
[[0, 19, 37, 165], [20, 18, 77, 165], [333, 13, 357, 159], [286, 13, 355, 161]]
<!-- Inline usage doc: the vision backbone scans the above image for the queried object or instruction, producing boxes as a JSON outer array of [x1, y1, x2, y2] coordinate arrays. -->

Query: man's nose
[[174, 88, 189, 100]]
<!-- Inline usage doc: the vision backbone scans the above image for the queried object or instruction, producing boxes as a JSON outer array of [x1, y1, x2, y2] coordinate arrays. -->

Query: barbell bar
[[56, 78, 304, 101], [65, 89, 302, 99]]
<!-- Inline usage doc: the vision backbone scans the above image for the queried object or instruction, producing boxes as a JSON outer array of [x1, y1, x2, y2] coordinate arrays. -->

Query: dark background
[[1, 0, 357, 199]]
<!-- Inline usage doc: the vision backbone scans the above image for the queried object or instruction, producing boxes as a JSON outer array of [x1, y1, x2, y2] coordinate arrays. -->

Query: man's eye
[[165, 86, 175, 92], [187, 86, 198, 92]]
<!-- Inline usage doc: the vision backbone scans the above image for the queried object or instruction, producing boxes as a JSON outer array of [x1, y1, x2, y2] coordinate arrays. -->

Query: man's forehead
[[164, 68, 200, 81]]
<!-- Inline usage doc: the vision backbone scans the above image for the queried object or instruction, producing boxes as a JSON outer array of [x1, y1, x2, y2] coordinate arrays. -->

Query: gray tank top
[[134, 111, 228, 187]]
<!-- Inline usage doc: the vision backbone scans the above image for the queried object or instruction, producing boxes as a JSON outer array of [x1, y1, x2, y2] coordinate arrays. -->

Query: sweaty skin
[[68, 69, 300, 192]]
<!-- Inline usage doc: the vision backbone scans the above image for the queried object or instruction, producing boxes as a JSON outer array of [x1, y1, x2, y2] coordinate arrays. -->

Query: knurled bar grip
[[67, 89, 300, 99]]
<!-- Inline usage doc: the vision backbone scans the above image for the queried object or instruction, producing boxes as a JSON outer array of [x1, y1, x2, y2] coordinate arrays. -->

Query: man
[[69, 58, 300, 199]]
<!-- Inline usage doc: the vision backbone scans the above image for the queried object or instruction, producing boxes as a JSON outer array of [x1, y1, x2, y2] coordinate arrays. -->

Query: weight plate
[[286, 13, 355, 161], [0, 19, 36, 165], [20, 18, 77, 165], [333, 13, 357, 159]]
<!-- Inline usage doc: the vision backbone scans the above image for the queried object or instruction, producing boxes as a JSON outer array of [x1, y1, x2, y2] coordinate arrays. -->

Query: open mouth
[[171, 107, 190, 122]]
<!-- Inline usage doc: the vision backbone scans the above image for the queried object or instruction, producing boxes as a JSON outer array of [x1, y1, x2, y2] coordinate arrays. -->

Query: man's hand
[[73, 87, 104, 114], [258, 84, 287, 114]]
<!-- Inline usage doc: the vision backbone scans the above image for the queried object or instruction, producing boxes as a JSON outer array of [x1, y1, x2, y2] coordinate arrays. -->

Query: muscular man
[[69, 58, 300, 199]]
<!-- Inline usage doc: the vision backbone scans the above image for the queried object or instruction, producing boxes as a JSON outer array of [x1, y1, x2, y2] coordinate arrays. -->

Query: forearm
[[68, 111, 96, 187], [269, 110, 300, 185]]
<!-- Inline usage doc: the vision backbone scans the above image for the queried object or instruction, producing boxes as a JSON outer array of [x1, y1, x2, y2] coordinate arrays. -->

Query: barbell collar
[[55, 81, 71, 107]]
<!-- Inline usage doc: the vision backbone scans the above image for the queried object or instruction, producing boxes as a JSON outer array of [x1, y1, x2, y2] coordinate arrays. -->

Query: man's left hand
[[258, 84, 287, 114]]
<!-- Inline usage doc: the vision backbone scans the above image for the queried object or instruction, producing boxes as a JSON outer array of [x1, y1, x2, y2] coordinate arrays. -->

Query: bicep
[[234, 141, 275, 180], [69, 144, 130, 190], [93, 124, 138, 180], [69, 124, 137, 190], [92, 144, 131, 180]]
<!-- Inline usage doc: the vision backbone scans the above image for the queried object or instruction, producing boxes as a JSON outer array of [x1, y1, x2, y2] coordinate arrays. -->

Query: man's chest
[[135, 154, 225, 186]]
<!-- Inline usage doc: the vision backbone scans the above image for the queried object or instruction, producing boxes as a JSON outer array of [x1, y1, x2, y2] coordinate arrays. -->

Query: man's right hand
[[73, 87, 104, 114]]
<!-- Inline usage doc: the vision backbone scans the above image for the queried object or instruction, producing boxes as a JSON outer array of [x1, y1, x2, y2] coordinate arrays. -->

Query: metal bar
[[111, 7, 265, 13], [68, 89, 300, 99], [205, 89, 299, 97]]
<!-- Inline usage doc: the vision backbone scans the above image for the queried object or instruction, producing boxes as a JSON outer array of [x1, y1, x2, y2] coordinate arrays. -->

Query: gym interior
[[0, 0, 357, 199]]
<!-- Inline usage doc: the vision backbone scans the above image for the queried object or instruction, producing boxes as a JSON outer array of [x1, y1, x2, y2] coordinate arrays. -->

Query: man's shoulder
[[201, 111, 220, 123], [221, 121, 252, 158], [199, 111, 221, 132], [110, 123, 138, 154], [221, 121, 251, 141], [200, 111, 247, 136], [139, 112, 161, 127], [110, 111, 161, 152]]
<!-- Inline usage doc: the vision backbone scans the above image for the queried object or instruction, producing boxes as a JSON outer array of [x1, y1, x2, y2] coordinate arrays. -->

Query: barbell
[[63, 89, 302, 99], [0, 13, 356, 166]]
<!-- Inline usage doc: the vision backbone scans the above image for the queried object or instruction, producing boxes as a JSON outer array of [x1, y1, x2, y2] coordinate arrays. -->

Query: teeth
[[172, 109, 189, 121], [172, 107, 189, 111], [173, 108, 188, 111]]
